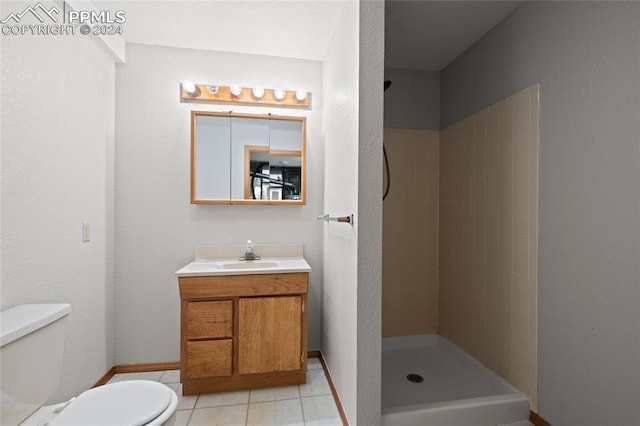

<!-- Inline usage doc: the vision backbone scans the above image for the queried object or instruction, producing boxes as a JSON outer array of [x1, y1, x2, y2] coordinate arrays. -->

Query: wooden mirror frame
[[191, 111, 306, 205]]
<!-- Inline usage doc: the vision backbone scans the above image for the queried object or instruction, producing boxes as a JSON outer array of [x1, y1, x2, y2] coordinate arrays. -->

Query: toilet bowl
[[0, 304, 178, 426], [47, 380, 178, 426], [22, 380, 178, 426]]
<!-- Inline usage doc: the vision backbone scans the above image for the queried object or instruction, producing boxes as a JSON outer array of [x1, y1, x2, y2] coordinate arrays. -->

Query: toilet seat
[[48, 380, 178, 426]]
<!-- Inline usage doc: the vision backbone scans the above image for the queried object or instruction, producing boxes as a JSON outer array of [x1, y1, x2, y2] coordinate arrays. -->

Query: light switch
[[82, 222, 90, 242]]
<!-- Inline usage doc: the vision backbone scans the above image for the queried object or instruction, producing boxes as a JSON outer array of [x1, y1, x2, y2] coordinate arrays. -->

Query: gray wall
[[357, 1, 384, 423], [440, 2, 640, 424], [383, 67, 440, 130]]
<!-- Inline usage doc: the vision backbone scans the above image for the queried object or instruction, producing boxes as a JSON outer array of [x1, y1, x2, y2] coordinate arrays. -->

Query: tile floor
[[107, 357, 343, 426]]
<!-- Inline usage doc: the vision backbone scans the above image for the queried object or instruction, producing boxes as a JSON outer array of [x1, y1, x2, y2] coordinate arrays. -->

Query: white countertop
[[175, 257, 311, 277], [175, 244, 311, 277]]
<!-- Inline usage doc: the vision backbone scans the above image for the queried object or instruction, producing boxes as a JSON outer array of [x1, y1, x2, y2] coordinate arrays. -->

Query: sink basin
[[175, 247, 311, 277], [220, 261, 279, 270]]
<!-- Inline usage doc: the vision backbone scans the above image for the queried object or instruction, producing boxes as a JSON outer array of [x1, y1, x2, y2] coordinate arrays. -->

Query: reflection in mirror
[[269, 120, 303, 201], [245, 146, 270, 200], [191, 112, 306, 204], [231, 117, 269, 199], [268, 152, 302, 201], [194, 115, 231, 200]]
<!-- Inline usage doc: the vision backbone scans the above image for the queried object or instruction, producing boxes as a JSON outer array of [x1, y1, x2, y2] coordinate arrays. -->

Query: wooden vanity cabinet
[[178, 273, 308, 395]]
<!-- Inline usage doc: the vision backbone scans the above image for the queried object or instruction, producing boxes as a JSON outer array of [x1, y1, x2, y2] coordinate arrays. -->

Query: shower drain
[[406, 373, 424, 383]]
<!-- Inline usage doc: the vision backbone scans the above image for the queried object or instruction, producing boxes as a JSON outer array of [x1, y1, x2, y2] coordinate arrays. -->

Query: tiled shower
[[382, 84, 539, 408], [382, 128, 439, 337]]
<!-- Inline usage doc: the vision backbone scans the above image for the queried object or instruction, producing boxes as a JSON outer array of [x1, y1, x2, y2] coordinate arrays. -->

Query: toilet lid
[[49, 380, 174, 426]]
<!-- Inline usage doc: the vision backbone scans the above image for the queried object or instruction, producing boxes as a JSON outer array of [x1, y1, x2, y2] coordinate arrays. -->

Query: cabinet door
[[185, 339, 233, 379], [238, 296, 302, 374]]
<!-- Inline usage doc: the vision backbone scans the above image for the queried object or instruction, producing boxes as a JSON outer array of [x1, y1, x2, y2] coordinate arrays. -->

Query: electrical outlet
[[82, 222, 90, 242]]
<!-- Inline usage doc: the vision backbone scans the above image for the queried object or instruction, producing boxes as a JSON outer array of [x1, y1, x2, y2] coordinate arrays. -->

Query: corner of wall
[[357, 0, 384, 424]]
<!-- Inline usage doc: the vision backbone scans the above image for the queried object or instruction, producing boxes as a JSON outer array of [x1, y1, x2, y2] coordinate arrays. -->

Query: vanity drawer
[[186, 300, 233, 339], [185, 339, 233, 379]]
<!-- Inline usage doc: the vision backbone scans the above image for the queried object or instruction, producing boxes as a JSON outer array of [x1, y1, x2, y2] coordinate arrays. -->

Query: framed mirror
[[191, 111, 306, 204]]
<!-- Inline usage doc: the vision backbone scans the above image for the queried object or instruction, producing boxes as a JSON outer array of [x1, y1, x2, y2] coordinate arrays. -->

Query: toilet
[[0, 304, 178, 425]]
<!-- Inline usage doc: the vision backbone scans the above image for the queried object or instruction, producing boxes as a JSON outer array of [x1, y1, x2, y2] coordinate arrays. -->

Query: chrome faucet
[[239, 240, 261, 261]]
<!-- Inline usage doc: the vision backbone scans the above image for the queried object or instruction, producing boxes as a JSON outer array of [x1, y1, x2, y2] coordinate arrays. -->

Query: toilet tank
[[1, 304, 71, 426]]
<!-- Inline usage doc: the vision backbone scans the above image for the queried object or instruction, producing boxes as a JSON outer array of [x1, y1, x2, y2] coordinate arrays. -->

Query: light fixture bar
[[180, 83, 310, 108]]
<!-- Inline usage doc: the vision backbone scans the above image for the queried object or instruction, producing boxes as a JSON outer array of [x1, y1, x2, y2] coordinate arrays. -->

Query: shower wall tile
[[383, 128, 440, 337], [438, 84, 539, 410]]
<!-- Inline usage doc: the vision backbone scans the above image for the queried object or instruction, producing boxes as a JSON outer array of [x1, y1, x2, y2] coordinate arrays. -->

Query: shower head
[[384, 80, 392, 92]]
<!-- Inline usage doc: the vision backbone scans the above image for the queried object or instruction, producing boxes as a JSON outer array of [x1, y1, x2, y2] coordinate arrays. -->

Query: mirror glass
[[191, 112, 305, 204]]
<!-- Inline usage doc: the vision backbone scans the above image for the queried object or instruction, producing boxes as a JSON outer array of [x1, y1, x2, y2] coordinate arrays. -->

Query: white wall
[[322, 1, 383, 423], [322, 1, 359, 422], [114, 43, 324, 364], [0, 7, 116, 402]]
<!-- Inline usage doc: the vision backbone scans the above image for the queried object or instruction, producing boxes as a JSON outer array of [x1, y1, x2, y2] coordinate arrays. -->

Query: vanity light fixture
[[252, 87, 265, 99], [182, 80, 197, 95], [273, 89, 286, 101], [180, 83, 310, 108], [295, 91, 308, 102], [230, 84, 243, 97]]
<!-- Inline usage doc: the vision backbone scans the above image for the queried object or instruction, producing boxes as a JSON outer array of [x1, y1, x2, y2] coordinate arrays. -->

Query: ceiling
[[95, 1, 522, 71], [93, 1, 345, 61], [385, 1, 523, 71]]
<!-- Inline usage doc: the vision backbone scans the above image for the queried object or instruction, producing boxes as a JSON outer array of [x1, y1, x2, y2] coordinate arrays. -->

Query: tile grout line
[[244, 394, 250, 425], [185, 406, 194, 426], [110, 365, 342, 425], [299, 389, 306, 425]]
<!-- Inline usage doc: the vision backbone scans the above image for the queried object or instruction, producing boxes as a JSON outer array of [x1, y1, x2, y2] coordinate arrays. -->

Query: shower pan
[[381, 335, 530, 425]]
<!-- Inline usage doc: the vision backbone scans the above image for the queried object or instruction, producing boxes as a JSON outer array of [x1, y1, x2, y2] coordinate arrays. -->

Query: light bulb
[[182, 80, 196, 94], [252, 87, 265, 99], [295, 90, 307, 102], [273, 89, 286, 100], [230, 84, 242, 97]]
